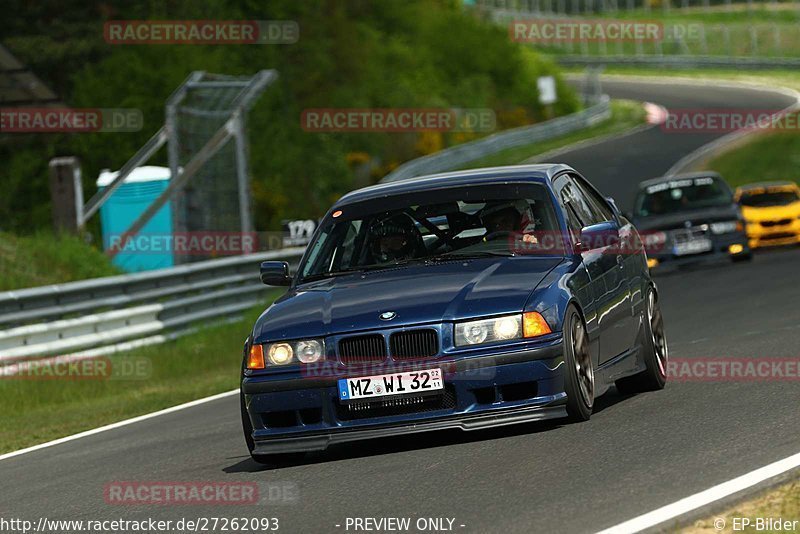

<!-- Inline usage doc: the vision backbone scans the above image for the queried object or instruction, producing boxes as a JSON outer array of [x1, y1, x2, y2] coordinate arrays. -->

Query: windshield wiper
[[427, 250, 516, 261], [300, 258, 427, 283], [299, 269, 362, 283], [301, 253, 513, 283]]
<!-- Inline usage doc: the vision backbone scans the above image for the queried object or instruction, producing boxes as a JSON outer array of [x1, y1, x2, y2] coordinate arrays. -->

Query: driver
[[480, 199, 538, 243], [369, 213, 422, 263]]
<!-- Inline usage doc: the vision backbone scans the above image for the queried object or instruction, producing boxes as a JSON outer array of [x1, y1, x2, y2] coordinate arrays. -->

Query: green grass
[[0, 299, 278, 454], [685, 479, 800, 533], [457, 99, 646, 170], [702, 125, 800, 189], [0, 232, 121, 291]]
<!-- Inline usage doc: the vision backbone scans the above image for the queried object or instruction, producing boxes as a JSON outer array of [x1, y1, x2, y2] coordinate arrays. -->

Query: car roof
[[637, 171, 723, 191], [736, 180, 797, 191], [334, 164, 574, 207]]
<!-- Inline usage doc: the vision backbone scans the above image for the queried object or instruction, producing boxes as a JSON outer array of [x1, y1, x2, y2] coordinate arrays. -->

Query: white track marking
[[0, 389, 238, 462], [596, 451, 800, 533]]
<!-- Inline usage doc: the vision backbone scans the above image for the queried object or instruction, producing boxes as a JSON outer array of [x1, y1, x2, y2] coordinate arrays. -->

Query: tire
[[615, 288, 668, 394], [731, 252, 753, 263], [563, 306, 594, 422], [240, 389, 305, 466]]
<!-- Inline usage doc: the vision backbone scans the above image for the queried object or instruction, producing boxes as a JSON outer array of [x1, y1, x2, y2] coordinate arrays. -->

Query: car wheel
[[240, 390, 305, 466], [563, 306, 594, 422], [615, 288, 668, 394]]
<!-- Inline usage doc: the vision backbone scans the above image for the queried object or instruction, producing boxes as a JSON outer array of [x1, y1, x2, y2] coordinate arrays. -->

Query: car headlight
[[296, 340, 324, 363], [247, 339, 325, 369], [710, 221, 739, 234], [454, 312, 551, 347], [268, 343, 294, 365]]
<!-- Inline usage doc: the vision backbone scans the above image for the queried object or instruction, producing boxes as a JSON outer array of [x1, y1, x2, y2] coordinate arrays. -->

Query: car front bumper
[[746, 220, 800, 249], [242, 337, 566, 454], [648, 230, 750, 267]]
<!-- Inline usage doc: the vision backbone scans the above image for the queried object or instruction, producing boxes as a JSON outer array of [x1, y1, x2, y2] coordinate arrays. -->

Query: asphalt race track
[[2, 80, 799, 534]]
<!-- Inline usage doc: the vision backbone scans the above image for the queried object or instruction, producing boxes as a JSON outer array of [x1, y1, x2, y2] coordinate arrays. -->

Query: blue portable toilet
[[96, 165, 174, 272]]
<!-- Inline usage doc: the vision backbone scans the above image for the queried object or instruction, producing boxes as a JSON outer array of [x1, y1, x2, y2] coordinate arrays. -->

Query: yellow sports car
[[735, 181, 800, 249]]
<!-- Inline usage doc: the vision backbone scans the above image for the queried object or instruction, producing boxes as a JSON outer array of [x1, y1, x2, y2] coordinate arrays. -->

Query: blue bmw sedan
[[241, 164, 668, 463]]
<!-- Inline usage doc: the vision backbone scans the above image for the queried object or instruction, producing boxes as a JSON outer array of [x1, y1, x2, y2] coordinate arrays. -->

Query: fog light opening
[[729, 244, 745, 255]]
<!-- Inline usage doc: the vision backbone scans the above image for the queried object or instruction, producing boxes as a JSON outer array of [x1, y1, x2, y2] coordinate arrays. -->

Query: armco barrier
[[0, 247, 305, 363], [381, 97, 610, 182]]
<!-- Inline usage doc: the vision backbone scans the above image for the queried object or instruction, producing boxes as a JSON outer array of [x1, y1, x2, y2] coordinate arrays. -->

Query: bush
[[0, 0, 579, 233]]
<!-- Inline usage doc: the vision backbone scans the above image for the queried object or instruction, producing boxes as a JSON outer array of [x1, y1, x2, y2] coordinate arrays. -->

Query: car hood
[[632, 204, 741, 232], [254, 257, 563, 342], [741, 202, 800, 222]]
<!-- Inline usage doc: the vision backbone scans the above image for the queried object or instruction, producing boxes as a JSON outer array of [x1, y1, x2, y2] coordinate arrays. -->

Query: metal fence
[[483, 0, 800, 67], [0, 248, 305, 363], [478, 0, 800, 16], [381, 96, 610, 182]]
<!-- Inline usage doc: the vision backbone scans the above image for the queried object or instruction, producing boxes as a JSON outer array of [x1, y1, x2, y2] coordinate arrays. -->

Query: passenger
[[480, 200, 538, 244]]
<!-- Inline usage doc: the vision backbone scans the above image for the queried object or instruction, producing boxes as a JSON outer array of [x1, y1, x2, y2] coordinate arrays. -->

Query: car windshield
[[299, 182, 561, 282], [634, 176, 733, 217], [738, 189, 800, 207]]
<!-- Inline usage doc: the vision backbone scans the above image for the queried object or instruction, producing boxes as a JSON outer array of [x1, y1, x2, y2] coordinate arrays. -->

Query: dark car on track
[[240, 164, 669, 463], [631, 172, 751, 268]]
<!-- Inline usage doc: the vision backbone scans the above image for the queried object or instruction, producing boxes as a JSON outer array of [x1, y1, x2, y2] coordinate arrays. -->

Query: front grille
[[761, 219, 793, 227], [339, 334, 386, 364], [760, 232, 796, 241], [672, 227, 708, 243], [390, 329, 439, 360], [336, 386, 456, 421]]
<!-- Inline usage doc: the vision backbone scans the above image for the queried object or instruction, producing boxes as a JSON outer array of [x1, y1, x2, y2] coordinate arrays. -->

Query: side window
[[572, 175, 615, 223], [560, 179, 597, 227], [554, 175, 588, 241]]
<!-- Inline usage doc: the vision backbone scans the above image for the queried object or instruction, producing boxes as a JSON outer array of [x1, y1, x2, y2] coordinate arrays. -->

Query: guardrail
[[0, 248, 305, 363], [381, 96, 611, 182], [555, 55, 800, 69]]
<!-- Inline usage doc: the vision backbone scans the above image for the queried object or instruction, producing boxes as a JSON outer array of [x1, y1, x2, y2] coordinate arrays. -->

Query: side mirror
[[260, 261, 292, 286], [578, 221, 619, 252]]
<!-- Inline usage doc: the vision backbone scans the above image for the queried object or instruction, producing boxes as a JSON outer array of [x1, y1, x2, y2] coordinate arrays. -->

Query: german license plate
[[673, 237, 712, 256], [337, 368, 443, 401]]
